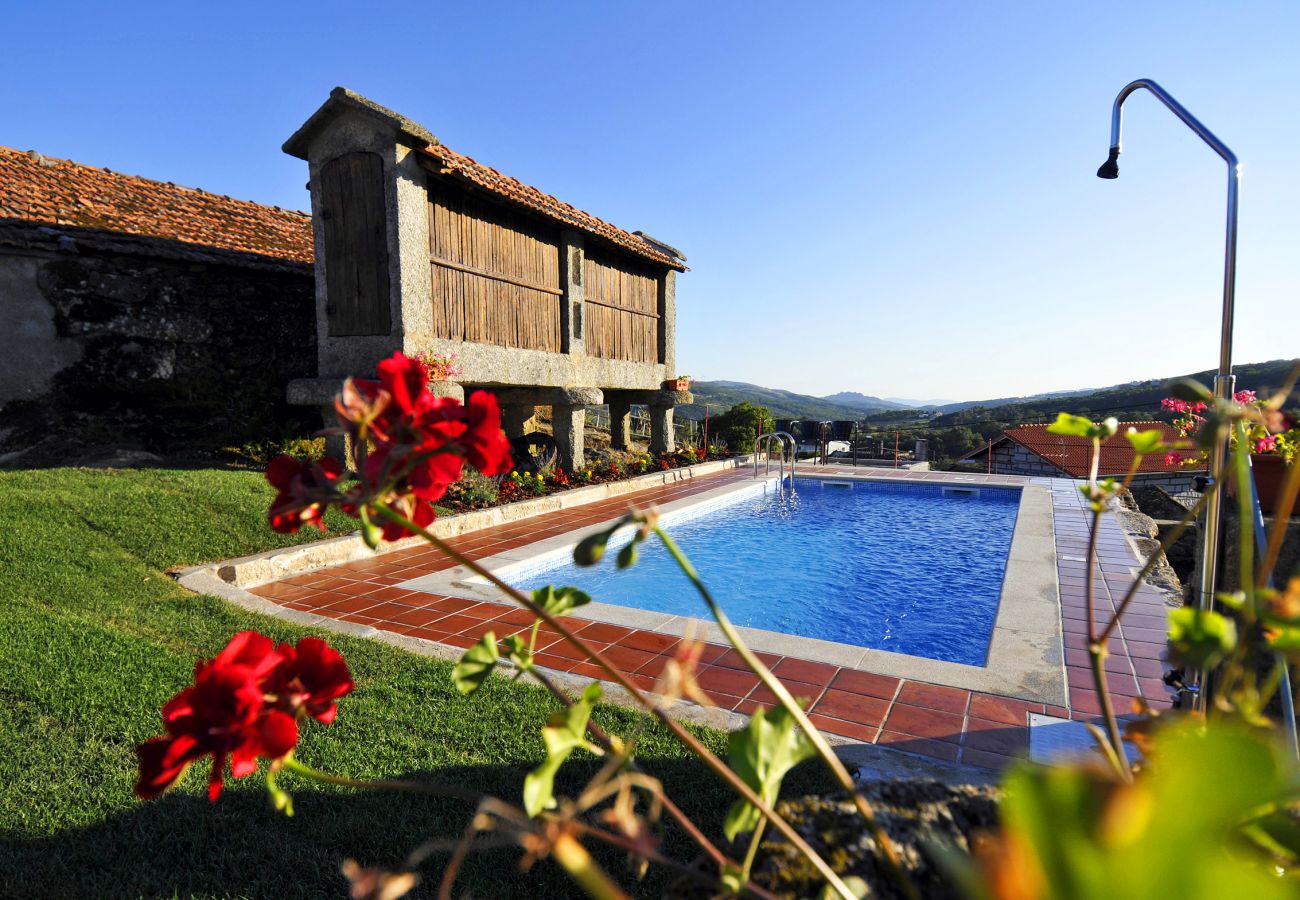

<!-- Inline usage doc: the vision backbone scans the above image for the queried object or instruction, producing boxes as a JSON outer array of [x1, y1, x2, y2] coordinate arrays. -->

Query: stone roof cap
[[282, 86, 436, 159]]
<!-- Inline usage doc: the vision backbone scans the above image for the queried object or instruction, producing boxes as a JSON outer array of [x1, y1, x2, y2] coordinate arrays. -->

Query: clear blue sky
[[4, 2, 1296, 402]]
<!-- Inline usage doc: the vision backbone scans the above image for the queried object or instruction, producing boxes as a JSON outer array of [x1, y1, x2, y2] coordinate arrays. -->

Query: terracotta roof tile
[[419, 143, 685, 270], [0, 146, 313, 264], [1001, 422, 1199, 478]]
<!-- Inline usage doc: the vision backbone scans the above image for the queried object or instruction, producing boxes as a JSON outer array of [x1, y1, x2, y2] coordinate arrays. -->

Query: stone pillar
[[502, 404, 535, 439], [649, 402, 675, 455], [320, 404, 349, 465], [560, 231, 586, 356], [608, 398, 633, 451], [657, 270, 676, 374], [552, 403, 586, 472]]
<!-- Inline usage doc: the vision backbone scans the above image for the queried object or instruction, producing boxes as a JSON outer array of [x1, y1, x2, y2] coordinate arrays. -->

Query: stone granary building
[[282, 88, 690, 471]]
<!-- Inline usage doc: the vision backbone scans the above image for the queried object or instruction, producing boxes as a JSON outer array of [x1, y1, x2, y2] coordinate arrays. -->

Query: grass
[[0, 466, 830, 898]]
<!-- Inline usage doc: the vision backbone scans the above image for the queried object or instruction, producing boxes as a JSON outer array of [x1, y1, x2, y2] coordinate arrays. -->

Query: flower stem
[[653, 525, 921, 900], [368, 503, 860, 900]]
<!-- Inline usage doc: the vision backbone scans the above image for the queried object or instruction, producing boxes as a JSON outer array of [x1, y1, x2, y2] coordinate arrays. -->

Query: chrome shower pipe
[[1098, 79, 1241, 713]]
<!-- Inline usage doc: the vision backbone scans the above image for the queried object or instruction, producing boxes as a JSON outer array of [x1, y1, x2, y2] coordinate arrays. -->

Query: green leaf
[[722, 705, 816, 840], [1047, 413, 1095, 438], [522, 682, 604, 816], [532, 585, 593, 618], [574, 527, 615, 566], [616, 542, 638, 569], [1125, 428, 1165, 455], [451, 632, 499, 696], [501, 632, 533, 669], [1046, 413, 1117, 441], [987, 720, 1296, 900], [1167, 607, 1237, 670]]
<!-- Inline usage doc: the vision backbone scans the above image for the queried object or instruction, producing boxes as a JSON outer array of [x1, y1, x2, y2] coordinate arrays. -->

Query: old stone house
[[960, 422, 1205, 494], [0, 145, 316, 461]]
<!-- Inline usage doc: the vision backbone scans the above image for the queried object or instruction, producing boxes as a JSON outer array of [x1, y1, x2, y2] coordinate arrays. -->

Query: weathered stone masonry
[[0, 225, 315, 458]]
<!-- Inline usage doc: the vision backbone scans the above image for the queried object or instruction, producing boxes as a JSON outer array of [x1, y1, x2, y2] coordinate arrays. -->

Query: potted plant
[[1163, 391, 1298, 514], [665, 374, 692, 392]]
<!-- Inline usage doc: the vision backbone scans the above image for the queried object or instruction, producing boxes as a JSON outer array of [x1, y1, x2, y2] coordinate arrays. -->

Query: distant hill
[[677, 381, 894, 421], [675, 358, 1297, 427], [923, 358, 1298, 428], [820, 391, 910, 413]]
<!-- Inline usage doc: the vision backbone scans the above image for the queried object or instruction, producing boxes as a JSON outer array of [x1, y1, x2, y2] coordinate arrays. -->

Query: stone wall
[[0, 233, 316, 462], [990, 443, 1061, 476]]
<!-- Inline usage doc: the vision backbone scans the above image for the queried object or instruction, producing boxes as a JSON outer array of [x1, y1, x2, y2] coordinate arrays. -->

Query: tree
[[716, 401, 775, 453]]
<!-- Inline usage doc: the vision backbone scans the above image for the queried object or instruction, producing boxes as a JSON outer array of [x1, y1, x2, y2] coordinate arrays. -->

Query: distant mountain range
[[676, 359, 1297, 424]]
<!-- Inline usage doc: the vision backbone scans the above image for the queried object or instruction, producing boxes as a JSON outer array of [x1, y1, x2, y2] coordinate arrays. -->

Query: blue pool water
[[512, 478, 1021, 666]]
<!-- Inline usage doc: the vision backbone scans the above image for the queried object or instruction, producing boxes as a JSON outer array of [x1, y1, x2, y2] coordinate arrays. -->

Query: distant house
[[0, 145, 316, 459], [959, 422, 1205, 493]]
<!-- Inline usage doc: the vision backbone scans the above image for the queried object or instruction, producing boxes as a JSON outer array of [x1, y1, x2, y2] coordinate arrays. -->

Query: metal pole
[[1098, 79, 1240, 713]]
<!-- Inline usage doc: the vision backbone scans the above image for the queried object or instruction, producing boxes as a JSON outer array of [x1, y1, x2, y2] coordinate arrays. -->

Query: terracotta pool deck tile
[[1065, 648, 1136, 674], [1126, 640, 1170, 660], [544, 637, 613, 662], [963, 718, 1029, 756], [713, 647, 783, 671], [808, 713, 879, 744], [701, 692, 748, 712], [811, 688, 890, 726], [383, 605, 452, 629], [771, 657, 841, 686], [1067, 665, 1138, 695], [697, 665, 762, 698], [882, 703, 965, 743], [487, 607, 540, 628], [830, 670, 901, 700], [1130, 657, 1169, 679], [618, 630, 683, 656], [877, 731, 961, 763], [749, 679, 825, 706], [361, 600, 423, 622], [599, 644, 660, 673], [429, 612, 492, 635], [1120, 626, 1169, 644], [968, 693, 1043, 726], [896, 682, 971, 715], [566, 621, 627, 643]]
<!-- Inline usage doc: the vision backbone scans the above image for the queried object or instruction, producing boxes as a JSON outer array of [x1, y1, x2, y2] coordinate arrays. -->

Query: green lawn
[[0, 466, 822, 898]]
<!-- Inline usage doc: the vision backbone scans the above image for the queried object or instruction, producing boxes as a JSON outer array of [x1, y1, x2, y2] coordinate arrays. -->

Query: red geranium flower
[[136, 633, 298, 801], [265, 637, 355, 724], [462, 391, 513, 476], [135, 632, 353, 802], [267, 455, 342, 534]]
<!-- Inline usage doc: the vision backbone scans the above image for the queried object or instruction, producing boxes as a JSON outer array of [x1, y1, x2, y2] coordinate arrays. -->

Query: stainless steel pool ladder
[[753, 431, 796, 488]]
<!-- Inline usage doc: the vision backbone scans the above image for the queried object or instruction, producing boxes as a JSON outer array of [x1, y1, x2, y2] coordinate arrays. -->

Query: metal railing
[[754, 431, 797, 488]]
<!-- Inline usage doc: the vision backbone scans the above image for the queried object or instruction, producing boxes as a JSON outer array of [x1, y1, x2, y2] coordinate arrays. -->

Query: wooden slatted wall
[[427, 185, 562, 351], [321, 152, 391, 336], [583, 245, 661, 364]]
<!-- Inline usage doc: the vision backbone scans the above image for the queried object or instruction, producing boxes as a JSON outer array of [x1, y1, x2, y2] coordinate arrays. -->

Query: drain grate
[[1028, 713, 1140, 765]]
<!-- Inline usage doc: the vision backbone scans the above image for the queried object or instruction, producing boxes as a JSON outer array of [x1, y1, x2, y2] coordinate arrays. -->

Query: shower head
[[1096, 146, 1120, 179]]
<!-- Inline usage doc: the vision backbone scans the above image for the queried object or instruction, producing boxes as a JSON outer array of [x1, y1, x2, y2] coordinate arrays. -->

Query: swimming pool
[[509, 477, 1022, 666]]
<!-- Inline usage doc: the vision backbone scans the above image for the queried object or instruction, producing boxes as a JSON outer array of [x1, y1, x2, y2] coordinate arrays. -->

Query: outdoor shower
[[1096, 79, 1241, 714]]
